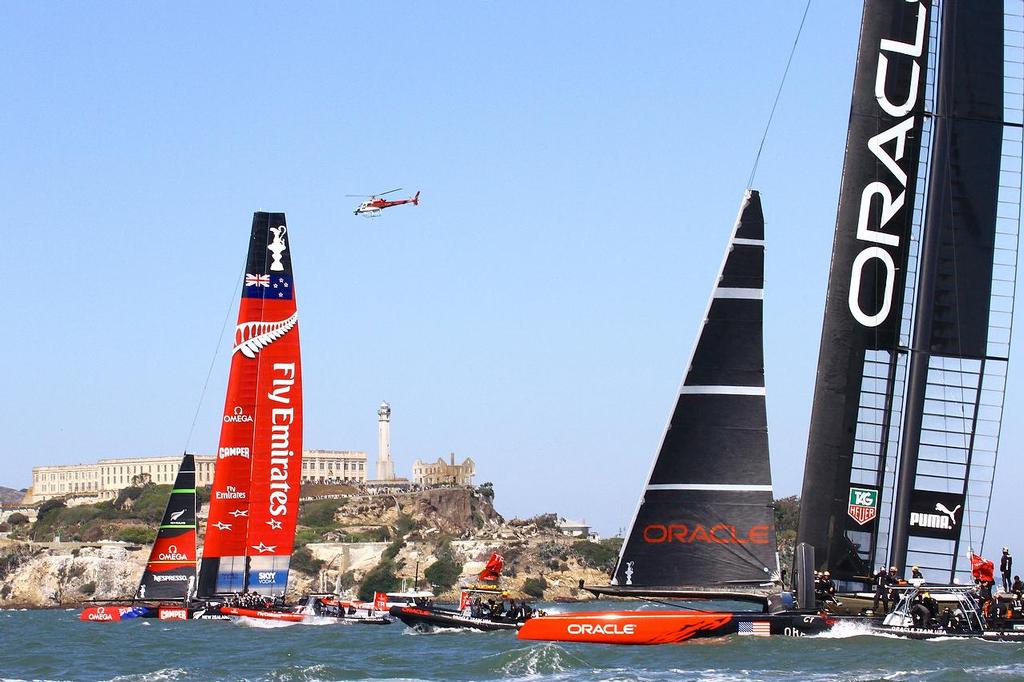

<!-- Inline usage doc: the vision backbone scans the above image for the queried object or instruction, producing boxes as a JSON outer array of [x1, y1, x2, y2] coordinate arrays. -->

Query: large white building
[[26, 449, 368, 504]]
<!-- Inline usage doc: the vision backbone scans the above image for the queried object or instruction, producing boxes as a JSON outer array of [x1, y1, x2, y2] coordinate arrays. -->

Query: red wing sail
[[137, 454, 196, 600], [478, 553, 505, 583], [198, 213, 302, 598]]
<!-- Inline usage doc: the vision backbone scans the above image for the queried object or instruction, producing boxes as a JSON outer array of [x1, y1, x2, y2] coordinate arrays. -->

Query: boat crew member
[[1012, 575, 1023, 599], [1002, 548, 1013, 592], [872, 568, 890, 613], [910, 591, 937, 627], [911, 565, 923, 580]]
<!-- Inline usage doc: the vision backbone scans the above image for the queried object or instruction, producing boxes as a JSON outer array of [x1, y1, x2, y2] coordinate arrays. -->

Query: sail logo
[[266, 362, 297, 518], [158, 545, 189, 561], [169, 509, 187, 524], [847, 486, 879, 526], [216, 485, 246, 500], [233, 313, 298, 359], [223, 406, 254, 423], [910, 503, 961, 530], [847, 0, 928, 328], [567, 623, 637, 636], [642, 523, 770, 545], [153, 574, 188, 583], [219, 446, 251, 460], [268, 226, 287, 272], [257, 571, 277, 585]]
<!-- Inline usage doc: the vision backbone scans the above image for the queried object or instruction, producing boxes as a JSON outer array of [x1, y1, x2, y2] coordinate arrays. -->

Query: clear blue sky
[[2, 3, 1019, 556]]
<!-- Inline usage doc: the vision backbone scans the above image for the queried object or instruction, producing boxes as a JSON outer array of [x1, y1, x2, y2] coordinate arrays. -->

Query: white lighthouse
[[376, 401, 395, 481]]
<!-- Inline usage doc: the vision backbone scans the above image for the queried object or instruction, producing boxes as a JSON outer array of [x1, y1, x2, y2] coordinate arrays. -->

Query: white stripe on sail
[[732, 238, 765, 247], [713, 287, 764, 299], [646, 484, 773, 492], [679, 385, 766, 395]]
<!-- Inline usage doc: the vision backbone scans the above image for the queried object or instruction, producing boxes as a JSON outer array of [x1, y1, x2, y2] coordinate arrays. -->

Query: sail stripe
[[713, 288, 763, 299], [679, 385, 766, 395], [733, 238, 765, 247], [646, 484, 773, 492]]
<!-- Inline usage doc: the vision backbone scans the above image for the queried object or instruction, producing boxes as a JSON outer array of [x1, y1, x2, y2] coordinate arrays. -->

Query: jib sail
[[610, 190, 779, 592], [799, 0, 1020, 583], [137, 453, 197, 601], [198, 212, 303, 597]]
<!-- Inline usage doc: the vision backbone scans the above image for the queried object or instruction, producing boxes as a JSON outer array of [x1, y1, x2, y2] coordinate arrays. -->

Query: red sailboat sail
[[198, 213, 303, 598]]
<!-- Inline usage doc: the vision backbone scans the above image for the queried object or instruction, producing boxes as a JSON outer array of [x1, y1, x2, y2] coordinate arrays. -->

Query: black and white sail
[[799, 0, 1022, 584], [609, 190, 779, 594], [137, 454, 197, 601]]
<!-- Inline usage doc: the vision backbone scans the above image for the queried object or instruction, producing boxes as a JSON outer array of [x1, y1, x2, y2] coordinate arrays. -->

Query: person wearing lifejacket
[[1012, 575, 1023, 599], [1001, 547, 1013, 592], [910, 591, 938, 627], [911, 565, 923, 580]]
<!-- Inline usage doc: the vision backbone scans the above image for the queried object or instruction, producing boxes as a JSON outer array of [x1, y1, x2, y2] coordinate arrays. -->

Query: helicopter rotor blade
[[378, 187, 402, 196], [345, 194, 374, 198]]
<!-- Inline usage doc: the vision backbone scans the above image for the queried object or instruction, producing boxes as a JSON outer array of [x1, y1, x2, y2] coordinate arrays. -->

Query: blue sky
[[2, 3, 1019, 556]]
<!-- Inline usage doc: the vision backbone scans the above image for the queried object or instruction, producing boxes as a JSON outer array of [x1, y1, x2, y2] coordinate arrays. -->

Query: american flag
[[737, 621, 771, 637], [245, 273, 270, 287]]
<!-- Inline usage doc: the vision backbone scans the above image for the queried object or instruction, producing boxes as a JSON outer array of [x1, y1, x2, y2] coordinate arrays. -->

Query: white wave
[[491, 642, 578, 678], [811, 619, 879, 639], [108, 668, 189, 681], [232, 616, 297, 629]]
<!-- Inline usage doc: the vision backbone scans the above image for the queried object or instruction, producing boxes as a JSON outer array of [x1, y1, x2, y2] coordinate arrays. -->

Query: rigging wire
[[747, 0, 812, 189], [183, 266, 245, 453]]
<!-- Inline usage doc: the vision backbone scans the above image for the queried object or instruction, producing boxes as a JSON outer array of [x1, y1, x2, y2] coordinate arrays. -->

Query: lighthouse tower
[[376, 401, 395, 481]]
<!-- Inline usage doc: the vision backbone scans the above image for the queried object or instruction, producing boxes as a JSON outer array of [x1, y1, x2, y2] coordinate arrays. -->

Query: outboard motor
[[793, 542, 816, 610]]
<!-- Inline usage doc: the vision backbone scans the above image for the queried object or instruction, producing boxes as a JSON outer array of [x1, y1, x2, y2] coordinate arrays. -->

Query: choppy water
[[3, 603, 1024, 681]]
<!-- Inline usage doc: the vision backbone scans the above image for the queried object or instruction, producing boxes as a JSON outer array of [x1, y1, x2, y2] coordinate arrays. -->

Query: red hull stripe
[[517, 611, 736, 645]]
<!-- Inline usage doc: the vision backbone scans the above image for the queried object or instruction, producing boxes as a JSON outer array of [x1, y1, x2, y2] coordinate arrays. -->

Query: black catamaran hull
[[517, 609, 831, 644], [390, 605, 522, 632]]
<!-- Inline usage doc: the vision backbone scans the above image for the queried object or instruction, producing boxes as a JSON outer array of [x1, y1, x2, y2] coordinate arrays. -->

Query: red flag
[[459, 591, 471, 611], [478, 553, 505, 583], [373, 591, 388, 612], [971, 553, 995, 582]]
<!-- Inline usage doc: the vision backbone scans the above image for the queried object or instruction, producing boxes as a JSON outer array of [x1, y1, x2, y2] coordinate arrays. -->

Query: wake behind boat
[[518, 191, 830, 645]]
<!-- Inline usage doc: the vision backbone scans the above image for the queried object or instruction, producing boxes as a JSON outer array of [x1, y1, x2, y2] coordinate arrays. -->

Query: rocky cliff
[[0, 487, 614, 607]]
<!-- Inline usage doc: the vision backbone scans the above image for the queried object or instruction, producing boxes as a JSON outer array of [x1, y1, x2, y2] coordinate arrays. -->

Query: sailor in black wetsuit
[[872, 568, 890, 613], [1012, 575, 1023, 599], [1002, 548, 1013, 593], [911, 565, 923, 580]]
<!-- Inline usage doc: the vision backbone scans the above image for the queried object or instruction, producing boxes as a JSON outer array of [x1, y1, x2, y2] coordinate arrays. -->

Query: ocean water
[[3, 604, 1024, 681]]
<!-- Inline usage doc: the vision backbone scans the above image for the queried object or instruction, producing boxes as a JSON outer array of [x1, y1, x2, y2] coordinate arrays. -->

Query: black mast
[[889, 0, 1006, 572]]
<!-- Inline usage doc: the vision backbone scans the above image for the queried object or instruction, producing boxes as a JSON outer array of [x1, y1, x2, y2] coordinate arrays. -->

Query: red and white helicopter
[[348, 188, 421, 217]]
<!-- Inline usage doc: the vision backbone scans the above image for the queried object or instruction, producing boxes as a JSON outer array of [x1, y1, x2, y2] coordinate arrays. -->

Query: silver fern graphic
[[233, 312, 298, 358]]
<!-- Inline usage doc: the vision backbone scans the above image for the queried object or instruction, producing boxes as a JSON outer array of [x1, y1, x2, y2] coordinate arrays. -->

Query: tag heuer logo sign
[[848, 487, 879, 526]]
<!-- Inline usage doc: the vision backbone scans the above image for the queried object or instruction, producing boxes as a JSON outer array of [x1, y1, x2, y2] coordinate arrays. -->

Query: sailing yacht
[[518, 191, 831, 644]]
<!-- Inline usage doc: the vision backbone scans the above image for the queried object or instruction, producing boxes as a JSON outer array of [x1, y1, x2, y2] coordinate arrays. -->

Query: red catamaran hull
[[219, 606, 306, 622], [517, 610, 831, 645]]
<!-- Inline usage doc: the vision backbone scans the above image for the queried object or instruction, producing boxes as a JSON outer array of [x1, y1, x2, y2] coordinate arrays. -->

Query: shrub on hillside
[[299, 499, 345, 528], [382, 538, 405, 561], [357, 561, 401, 601], [116, 526, 154, 545], [424, 556, 462, 591], [291, 546, 324, 575], [570, 540, 618, 572], [7, 513, 28, 526], [522, 576, 547, 599], [114, 486, 144, 510]]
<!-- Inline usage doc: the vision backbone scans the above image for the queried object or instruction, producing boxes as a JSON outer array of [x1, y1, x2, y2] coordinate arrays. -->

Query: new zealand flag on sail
[[243, 273, 293, 300]]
